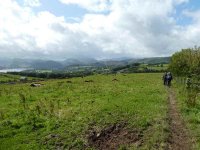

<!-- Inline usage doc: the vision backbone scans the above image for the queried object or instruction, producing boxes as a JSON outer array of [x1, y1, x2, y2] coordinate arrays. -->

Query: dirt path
[[167, 88, 192, 150]]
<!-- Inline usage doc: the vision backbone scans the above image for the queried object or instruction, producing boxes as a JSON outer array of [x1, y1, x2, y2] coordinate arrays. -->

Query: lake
[[0, 68, 29, 73]]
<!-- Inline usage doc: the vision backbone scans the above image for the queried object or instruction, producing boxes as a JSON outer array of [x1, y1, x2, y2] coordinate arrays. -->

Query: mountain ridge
[[0, 57, 170, 70]]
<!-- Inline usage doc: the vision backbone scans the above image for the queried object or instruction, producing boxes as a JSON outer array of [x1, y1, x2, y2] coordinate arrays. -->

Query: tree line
[[169, 47, 200, 77], [169, 47, 200, 106], [8, 70, 94, 79]]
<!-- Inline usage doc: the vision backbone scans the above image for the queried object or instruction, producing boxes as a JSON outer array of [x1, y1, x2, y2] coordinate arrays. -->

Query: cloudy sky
[[0, 0, 200, 59]]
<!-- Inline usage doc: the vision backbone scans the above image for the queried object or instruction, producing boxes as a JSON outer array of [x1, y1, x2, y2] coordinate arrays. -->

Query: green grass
[[0, 73, 41, 83], [139, 64, 168, 71], [147, 64, 168, 71], [0, 73, 168, 149], [0, 74, 21, 82], [174, 82, 200, 149]]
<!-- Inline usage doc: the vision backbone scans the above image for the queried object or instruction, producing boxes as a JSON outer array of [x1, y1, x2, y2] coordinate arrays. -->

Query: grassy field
[[174, 82, 200, 149], [0, 74, 21, 82], [0, 73, 168, 149], [0, 73, 40, 83], [139, 64, 168, 71], [146, 64, 168, 71]]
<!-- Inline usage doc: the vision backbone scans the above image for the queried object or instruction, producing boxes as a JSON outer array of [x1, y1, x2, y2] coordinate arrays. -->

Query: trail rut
[[167, 88, 192, 150]]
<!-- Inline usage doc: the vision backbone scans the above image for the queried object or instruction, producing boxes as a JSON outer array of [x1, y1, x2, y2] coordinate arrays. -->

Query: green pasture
[[0, 73, 168, 149]]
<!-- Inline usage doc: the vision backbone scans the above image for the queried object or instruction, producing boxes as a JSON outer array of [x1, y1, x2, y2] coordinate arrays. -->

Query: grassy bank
[[174, 81, 200, 149]]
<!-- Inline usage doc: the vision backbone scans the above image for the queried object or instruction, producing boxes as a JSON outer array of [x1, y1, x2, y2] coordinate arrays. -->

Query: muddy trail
[[167, 88, 193, 150]]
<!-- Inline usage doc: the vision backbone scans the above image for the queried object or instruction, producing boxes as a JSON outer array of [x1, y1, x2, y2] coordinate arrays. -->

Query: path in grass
[[167, 88, 192, 150]]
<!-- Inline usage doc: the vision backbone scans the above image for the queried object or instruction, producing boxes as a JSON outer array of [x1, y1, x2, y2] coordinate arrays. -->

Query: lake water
[[0, 68, 28, 73]]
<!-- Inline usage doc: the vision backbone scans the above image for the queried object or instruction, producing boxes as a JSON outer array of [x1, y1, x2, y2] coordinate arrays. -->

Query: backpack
[[166, 74, 172, 80]]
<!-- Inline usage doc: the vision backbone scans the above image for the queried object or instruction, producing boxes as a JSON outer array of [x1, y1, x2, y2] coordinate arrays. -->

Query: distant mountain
[[0, 57, 170, 70], [9, 58, 32, 68], [0, 58, 64, 70], [31, 60, 64, 70], [0, 66, 5, 69], [131, 57, 170, 64], [0, 57, 12, 67], [97, 60, 128, 67], [62, 58, 97, 66]]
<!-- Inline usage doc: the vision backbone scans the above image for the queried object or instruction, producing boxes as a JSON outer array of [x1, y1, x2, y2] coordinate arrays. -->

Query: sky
[[1, 0, 200, 60]]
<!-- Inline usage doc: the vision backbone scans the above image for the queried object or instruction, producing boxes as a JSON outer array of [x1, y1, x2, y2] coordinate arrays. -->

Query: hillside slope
[[0, 73, 168, 149]]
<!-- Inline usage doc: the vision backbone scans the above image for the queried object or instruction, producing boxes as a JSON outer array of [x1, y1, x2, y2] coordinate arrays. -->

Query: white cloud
[[0, 0, 200, 59], [24, 0, 41, 7], [59, 0, 111, 12]]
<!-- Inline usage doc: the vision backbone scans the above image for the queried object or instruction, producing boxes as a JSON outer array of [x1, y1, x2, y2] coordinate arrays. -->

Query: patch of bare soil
[[87, 122, 143, 150], [167, 89, 192, 150], [112, 79, 119, 82]]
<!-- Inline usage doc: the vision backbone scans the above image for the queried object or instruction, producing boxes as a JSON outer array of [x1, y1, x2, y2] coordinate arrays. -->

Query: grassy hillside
[[132, 57, 170, 64], [0, 74, 40, 83], [0, 74, 20, 82], [0, 73, 168, 149], [113, 63, 168, 73]]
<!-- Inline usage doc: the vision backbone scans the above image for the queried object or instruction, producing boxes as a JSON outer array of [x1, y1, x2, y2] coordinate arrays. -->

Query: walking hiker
[[166, 72, 173, 86], [162, 72, 167, 85]]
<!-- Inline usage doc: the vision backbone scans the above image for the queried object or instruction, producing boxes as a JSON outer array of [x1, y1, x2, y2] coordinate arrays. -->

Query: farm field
[[146, 64, 168, 71], [0, 73, 168, 149]]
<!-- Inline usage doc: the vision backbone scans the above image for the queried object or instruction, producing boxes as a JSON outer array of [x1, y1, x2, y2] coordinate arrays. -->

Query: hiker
[[162, 72, 167, 85], [166, 72, 173, 86]]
